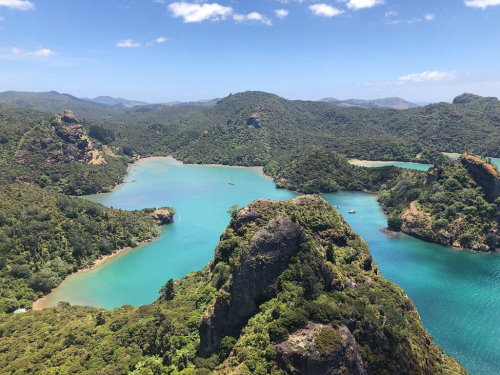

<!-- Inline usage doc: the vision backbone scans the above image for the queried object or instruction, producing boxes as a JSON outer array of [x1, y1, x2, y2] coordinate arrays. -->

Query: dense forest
[[379, 155, 499, 252], [0, 90, 497, 373], [0, 184, 163, 312], [1, 91, 498, 166], [263, 147, 417, 193], [0, 197, 465, 374]]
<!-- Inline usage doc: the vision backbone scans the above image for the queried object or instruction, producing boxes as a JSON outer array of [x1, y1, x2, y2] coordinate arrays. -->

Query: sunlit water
[[39, 157, 499, 374], [349, 160, 432, 170], [350, 157, 500, 170]]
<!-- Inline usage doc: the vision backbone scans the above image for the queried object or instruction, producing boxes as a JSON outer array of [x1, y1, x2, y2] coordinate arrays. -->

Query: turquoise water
[[350, 160, 432, 170], [443, 153, 500, 169], [38, 158, 296, 308], [323, 193, 499, 375], [351, 157, 500, 170], [39, 157, 499, 374]]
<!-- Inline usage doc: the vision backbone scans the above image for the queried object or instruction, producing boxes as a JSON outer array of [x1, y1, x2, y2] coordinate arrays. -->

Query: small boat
[[348, 210, 357, 214], [228, 181, 235, 185]]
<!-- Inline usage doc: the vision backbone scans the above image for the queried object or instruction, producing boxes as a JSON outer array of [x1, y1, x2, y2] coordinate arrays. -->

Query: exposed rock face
[[15, 110, 106, 166], [150, 208, 174, 225], [199, 216, 306, 356], [400, 201, 434, 242], [205, 196, 465, 374], [426, 164, 444, 184], [276, 323, 366, 375], [460, 153, 499, 202], [246, 113, 261, 128]]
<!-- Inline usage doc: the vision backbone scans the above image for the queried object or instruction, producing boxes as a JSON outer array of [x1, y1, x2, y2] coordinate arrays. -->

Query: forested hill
[[0, 196, 465, 374], [0, 184, 166, 313], [1, 91, 498, 164], [379, 154, 499, 252], [109, 90, 499, 164], [0, 108, 129, 195]]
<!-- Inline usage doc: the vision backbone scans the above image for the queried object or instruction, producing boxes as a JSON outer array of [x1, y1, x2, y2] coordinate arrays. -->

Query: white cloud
[[384, 11, 397, 17], [168, 2, 233, 23], [464, 0, 500, 8], [398, 71, 456, 83], [233, 12, 272, 25], [10, 47, 56, 57], [346, 0, 384, 10], [116, 39, 141, 48], [0, 0, 34, 11], [155, 37, 168, 43], [309, 4, 343, 17], [424, 13, 435, 21], [275, 9, 289, 19]]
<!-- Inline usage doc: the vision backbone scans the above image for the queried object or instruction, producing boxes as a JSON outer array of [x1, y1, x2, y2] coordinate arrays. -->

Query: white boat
[[348, 210, 357, 214]]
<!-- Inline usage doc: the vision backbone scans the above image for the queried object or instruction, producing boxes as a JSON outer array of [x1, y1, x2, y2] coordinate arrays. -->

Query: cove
[[36, 157, 297, 309], [38, 157, 499, 375], [349, 157, 500, 170], [349, 160, 432, 170]]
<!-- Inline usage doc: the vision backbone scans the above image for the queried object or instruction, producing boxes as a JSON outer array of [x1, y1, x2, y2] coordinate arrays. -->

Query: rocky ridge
[[198, 195, 465, 374]]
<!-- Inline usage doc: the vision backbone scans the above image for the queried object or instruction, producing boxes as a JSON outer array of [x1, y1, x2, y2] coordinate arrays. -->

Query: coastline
[[32, 238, 157, 311], [108, 155, 174, 193]]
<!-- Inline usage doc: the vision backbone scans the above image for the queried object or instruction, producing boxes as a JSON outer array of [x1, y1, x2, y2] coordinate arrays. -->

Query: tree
[[160, 279, 175, 301], [227, 204, 240, 218]]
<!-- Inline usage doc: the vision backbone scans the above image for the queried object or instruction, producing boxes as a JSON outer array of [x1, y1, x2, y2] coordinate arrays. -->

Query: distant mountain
[[320, 97, 419, 110], [0, 91, 120, 120], [84, 96, 148, 107], [160, 98, 220, 107]]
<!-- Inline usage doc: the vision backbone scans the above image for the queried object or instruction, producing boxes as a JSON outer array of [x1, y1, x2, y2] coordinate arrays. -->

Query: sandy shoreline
[[32, 240, 154, 310], [349, 159, 395, 166], [33, 156, 273, 310]]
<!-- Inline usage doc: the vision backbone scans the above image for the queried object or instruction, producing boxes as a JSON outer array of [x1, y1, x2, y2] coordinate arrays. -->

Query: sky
[[0, 0, 499, 103]]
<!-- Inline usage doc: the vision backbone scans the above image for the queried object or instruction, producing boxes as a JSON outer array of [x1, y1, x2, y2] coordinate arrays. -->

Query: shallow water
[[40, 157, 499, 374], [324, 193, 500, 375], [349, 160, 432, 170], [38, 158, 296, 308]]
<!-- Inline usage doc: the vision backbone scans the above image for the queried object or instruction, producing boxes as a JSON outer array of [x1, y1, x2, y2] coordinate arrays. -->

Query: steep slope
[[0, 108, 129, 195], [2, 91, 498, 163], [0, 196, 465, 374], [0, 184, 173, 312], [379, 154, 498, 252]]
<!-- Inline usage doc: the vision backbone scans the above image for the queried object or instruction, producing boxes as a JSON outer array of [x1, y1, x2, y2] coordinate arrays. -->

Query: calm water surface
[[41, 157, 499, 375], [350, 160, 432, 170], [350, 157, 500, 170]]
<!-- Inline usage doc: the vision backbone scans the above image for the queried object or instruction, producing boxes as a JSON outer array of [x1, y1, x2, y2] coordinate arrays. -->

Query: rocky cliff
[[15, 110, 106, 166], [198, 196, 465, 374], [459, 153, 499, 202], [381, 157, 498, 252]]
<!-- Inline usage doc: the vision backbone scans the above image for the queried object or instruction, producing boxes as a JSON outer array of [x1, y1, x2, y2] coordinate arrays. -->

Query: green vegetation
[[264, 147, 411, 193], [0, 184, 161, 312], [0, 196, 465, 374], [0, 107, 130, 195], [99, 91, 498, 165], [379, 158, 498, 251]]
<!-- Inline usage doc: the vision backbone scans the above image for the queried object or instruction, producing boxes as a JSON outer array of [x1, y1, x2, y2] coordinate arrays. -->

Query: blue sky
[[0, 0, 499, 102]]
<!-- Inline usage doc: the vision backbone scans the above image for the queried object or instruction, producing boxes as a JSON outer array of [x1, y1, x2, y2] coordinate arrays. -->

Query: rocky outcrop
[[276, 323, 366, 375], [150, 208, 174, 225], [199, 215, 305, 356], [460, 153, 499, 202], [400, 202, 434, 242], [196, 196, 465, 374], [246, 113, 261, 128], [15, 110, 106, 166]]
